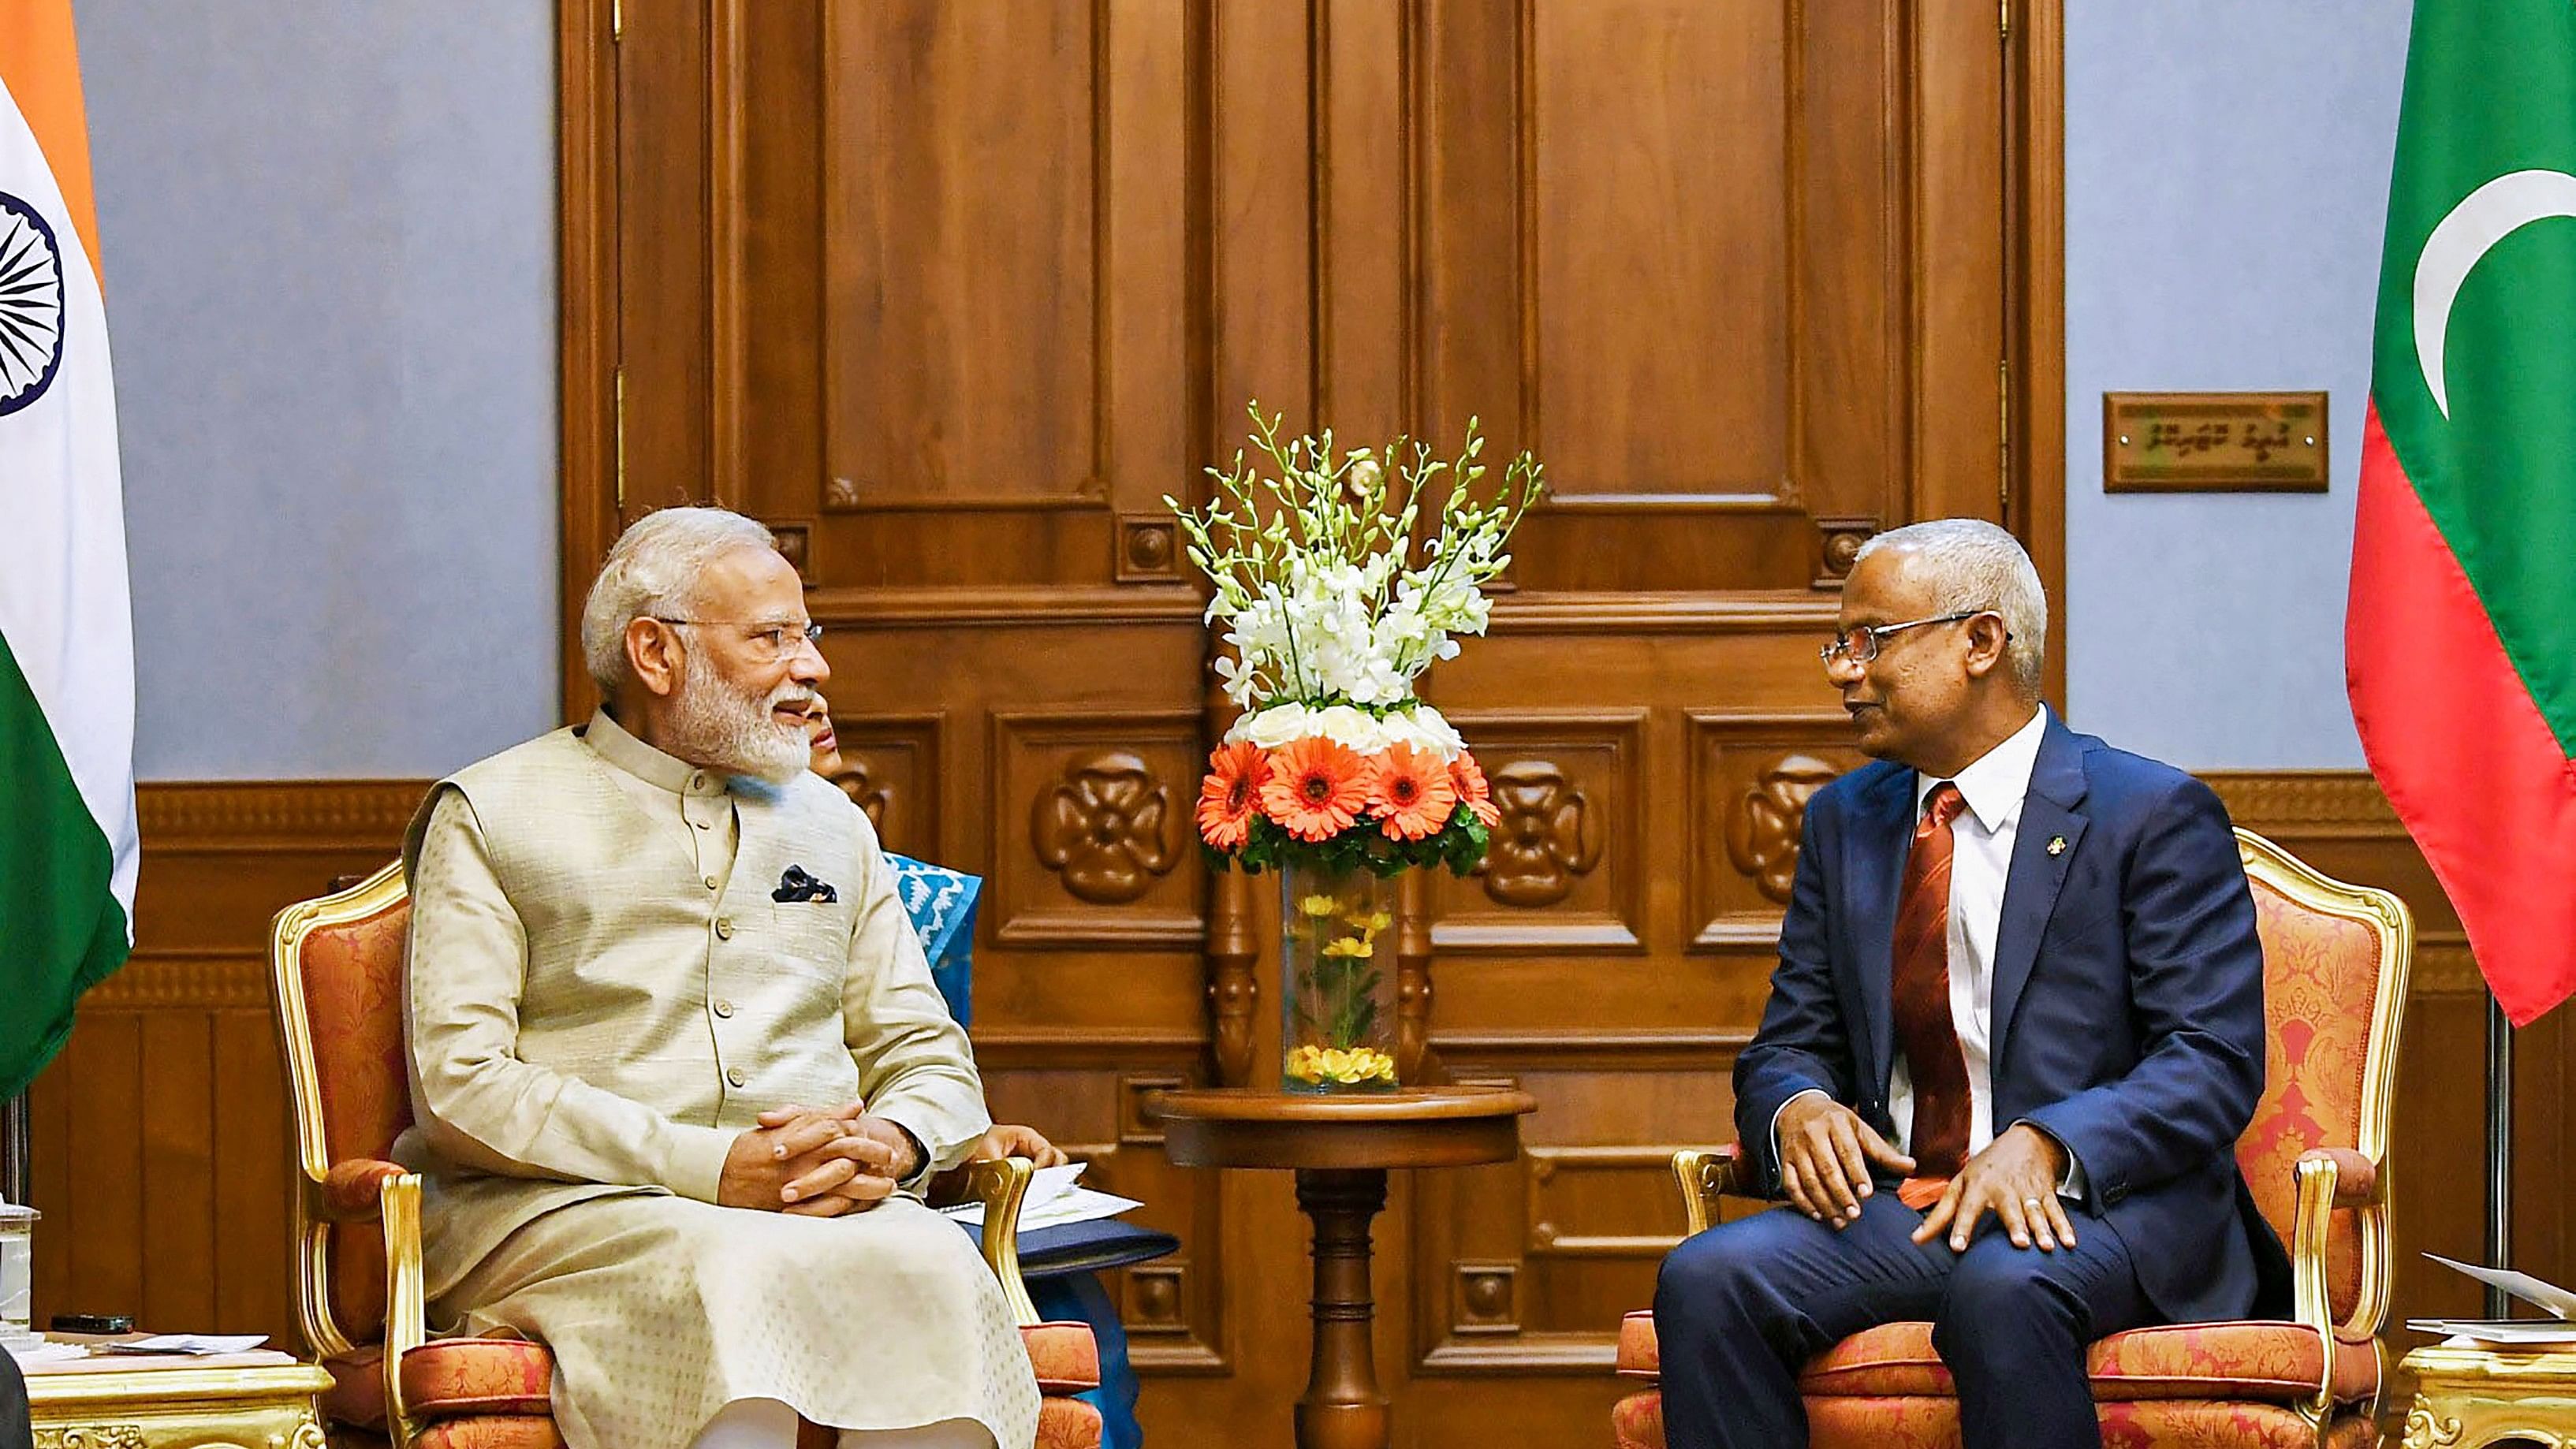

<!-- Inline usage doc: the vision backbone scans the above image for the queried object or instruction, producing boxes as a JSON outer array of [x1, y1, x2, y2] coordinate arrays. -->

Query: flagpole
[[2485, 996, 2512, 1320], [0, 1094, 25, 1206]]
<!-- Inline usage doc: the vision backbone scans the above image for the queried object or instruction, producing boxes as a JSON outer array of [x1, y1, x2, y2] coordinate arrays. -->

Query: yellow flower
[[1322, 936, 1374, 958], [1342, 910, 1392, 933], [1299, 894, 1341, 918]]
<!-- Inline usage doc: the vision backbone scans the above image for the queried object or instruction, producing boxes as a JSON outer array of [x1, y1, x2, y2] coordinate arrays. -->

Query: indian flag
[[2347, 0, 2576, 1025], [0, 1, 136, 1096]]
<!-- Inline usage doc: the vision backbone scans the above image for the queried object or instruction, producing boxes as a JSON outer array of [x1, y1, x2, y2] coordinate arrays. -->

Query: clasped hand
[[1776, 1095, 2076, 1253], [718, 1100, 919, 1216]]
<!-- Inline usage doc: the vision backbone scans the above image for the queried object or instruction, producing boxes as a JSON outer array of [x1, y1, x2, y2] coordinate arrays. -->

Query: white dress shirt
[[1774, 707, 2083, 1196]]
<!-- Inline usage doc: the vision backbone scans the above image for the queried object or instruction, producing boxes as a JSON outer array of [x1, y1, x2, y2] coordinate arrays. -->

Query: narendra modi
[[393, 506, 1039, 1449]]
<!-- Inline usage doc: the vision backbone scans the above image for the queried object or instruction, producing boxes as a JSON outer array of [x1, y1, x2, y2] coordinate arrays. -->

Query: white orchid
[[1226, 701, 1469, 762], [1169, 404, 1545, 720]]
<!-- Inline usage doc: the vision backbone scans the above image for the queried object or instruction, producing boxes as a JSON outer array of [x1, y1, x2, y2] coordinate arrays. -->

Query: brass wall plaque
[[2103, 391, 2328, 493]]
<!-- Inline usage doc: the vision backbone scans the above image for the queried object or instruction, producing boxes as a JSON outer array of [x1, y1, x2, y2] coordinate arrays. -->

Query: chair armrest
[[2299, 1146, 2379, 1207], [371, 1170, 429, 1448], [951, 1156, 1043, 1328], [316, 1158, 408, 1221], [1672, 1145, 1750, 1236], [1021, 1321, 1102, 1394], [2290, 1149, 2387, 1419]]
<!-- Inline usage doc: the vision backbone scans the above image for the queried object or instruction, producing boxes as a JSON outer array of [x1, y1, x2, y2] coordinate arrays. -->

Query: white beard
[[668, 664, 812, 783]]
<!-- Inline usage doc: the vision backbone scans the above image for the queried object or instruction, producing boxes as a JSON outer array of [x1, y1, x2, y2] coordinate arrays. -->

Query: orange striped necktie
[[1892, 782, 1971, 1211]]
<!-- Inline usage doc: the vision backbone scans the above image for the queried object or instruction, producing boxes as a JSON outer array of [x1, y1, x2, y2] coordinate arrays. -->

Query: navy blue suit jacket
[[1733, 713, 2290, 1324]]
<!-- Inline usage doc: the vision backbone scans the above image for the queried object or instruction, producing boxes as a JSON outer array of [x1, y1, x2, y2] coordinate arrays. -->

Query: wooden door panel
[[822, 1, 1101, 512]]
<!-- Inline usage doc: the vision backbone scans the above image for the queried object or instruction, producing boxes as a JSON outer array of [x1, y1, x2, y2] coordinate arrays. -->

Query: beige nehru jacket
[[394, 710, 992, 1295]]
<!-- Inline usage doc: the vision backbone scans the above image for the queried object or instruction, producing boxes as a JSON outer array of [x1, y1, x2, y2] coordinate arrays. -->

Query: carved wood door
[[584, 2, 2020, 1441]]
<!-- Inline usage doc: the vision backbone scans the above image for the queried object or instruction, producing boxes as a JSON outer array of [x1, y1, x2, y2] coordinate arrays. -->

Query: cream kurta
[[394, 711, 1037, 1449]]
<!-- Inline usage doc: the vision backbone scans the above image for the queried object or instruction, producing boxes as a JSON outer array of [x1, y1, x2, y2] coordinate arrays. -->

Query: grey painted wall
[[2063, 0, 2413, 769], [76, 1, 558, 780]]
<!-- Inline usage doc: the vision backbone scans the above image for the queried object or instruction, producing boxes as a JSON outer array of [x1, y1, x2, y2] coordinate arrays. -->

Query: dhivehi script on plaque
[[2102, 392, 2329, 494]]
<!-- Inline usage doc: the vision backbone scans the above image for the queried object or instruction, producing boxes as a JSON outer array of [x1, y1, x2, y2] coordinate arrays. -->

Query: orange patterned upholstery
[[413, 1418, 567, 1449], [1616, 1313, 2377, 1406], [1038, 1396, 1109, 1449], [1612, 831, 2407, 1449], [274, 864, 1105, 1449], [2235, 878, 2378, 1323], [1024, 1320, 1104, 1393], [291, 888, 415, 1344], [326, 1339, 557, 1429]]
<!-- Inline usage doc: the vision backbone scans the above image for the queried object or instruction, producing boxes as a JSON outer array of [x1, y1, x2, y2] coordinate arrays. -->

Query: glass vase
[[1278, 859, 1403, 1093]]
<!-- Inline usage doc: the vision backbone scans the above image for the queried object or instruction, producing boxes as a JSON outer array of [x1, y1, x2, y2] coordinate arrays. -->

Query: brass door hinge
[[1998, 357, 2012, 515], [613, 366, 628, 512], [1999, 0, 2010, 43], [612, 0, 624, 43]]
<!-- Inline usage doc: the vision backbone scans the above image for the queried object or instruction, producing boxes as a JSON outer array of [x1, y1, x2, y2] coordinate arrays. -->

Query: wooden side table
[[2400, 1342, 2576, 1447], [22, 1350, 334, 1449], [1150, 1085, 1536, 1449]]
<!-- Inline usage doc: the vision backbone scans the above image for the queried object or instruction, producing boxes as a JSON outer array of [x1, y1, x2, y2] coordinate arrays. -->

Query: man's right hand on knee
[[1775, 1092, 1914, 1227]]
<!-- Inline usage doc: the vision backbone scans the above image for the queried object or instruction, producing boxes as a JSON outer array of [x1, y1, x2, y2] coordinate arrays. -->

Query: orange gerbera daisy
[[1451, 751, 1501, 829], [1196, 740, 1269, 851], [1366, 744, 1459, 840], [1259, 736, 1372, 842]]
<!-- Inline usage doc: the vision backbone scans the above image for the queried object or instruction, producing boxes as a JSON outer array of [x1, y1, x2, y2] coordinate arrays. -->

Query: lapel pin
[[2046, 836, 2067, 857]]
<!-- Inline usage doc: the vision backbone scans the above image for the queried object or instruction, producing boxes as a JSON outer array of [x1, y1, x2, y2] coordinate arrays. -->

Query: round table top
[[1150, 1085, 1536, 1170]]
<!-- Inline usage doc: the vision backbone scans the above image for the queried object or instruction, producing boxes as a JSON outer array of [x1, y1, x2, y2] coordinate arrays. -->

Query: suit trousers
[[1653, 1190, 2152, 1449]]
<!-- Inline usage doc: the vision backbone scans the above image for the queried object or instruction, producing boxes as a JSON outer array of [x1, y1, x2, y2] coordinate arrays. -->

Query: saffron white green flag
[[0, 1, 136, 1097]]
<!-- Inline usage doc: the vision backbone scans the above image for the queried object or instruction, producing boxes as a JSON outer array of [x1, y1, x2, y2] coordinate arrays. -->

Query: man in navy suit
[[1653, 519, 2283, 1449]]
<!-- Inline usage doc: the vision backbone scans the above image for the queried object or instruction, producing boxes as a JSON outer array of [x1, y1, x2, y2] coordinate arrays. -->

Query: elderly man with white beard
[[394, 507, 1038, 1449]]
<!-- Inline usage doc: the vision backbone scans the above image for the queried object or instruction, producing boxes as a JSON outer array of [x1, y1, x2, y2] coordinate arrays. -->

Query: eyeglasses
[[653, 617, 824, 662], [1819, 611, 1993, 667]]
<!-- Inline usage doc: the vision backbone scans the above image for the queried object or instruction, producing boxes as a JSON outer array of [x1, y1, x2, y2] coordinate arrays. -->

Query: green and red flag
[[2349, 0, 2576, 1025]]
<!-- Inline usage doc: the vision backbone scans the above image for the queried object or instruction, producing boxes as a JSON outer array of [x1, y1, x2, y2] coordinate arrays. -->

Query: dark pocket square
[[773, 864, 839, 903]]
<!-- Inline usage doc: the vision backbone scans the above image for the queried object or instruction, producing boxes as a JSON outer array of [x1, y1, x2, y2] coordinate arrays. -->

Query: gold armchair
[[270, 862, 1104, 1449], [1614, 829, 2410, 1449]]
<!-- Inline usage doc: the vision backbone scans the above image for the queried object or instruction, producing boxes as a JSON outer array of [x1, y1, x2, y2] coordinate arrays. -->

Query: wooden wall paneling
[[29, 781, 426, 1351], [1683, 710, 1872, 952], [1187, 0, 1327, 1436], [1428, 710, 1647, 955], [564, 2, 2070, 1443], [613, 0, 713, 520], [2006, 0, 2069, 707], [1909, 0, 2010, 525], [558, 0, 620, 721], [1316, 0, 1411, 443]]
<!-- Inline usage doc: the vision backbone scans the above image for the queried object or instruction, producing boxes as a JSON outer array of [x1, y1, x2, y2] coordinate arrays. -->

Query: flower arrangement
[[1169, 404, 1544, 877], [1169, 404, 1544, 1090]]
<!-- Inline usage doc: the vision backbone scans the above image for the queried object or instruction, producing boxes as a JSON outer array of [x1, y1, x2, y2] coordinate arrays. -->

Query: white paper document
[[941, 1163, 1145, 1231], [2422, 1253, 2576, 1319], [99, 1333, 270, 1356], [2408, 1253, 2576, 1344]]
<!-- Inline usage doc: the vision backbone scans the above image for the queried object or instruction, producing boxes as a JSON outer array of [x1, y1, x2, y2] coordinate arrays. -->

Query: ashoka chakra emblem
[[0, 191, 68, 417]]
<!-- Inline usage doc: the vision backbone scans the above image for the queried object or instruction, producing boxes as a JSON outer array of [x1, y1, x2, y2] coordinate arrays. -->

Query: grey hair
[[578, 506, 777, 695], [1853, 519, 2047, 695]]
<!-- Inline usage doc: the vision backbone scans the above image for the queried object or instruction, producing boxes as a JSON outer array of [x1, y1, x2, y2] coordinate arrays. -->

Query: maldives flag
[[2347, 0, 2576, 1025]]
